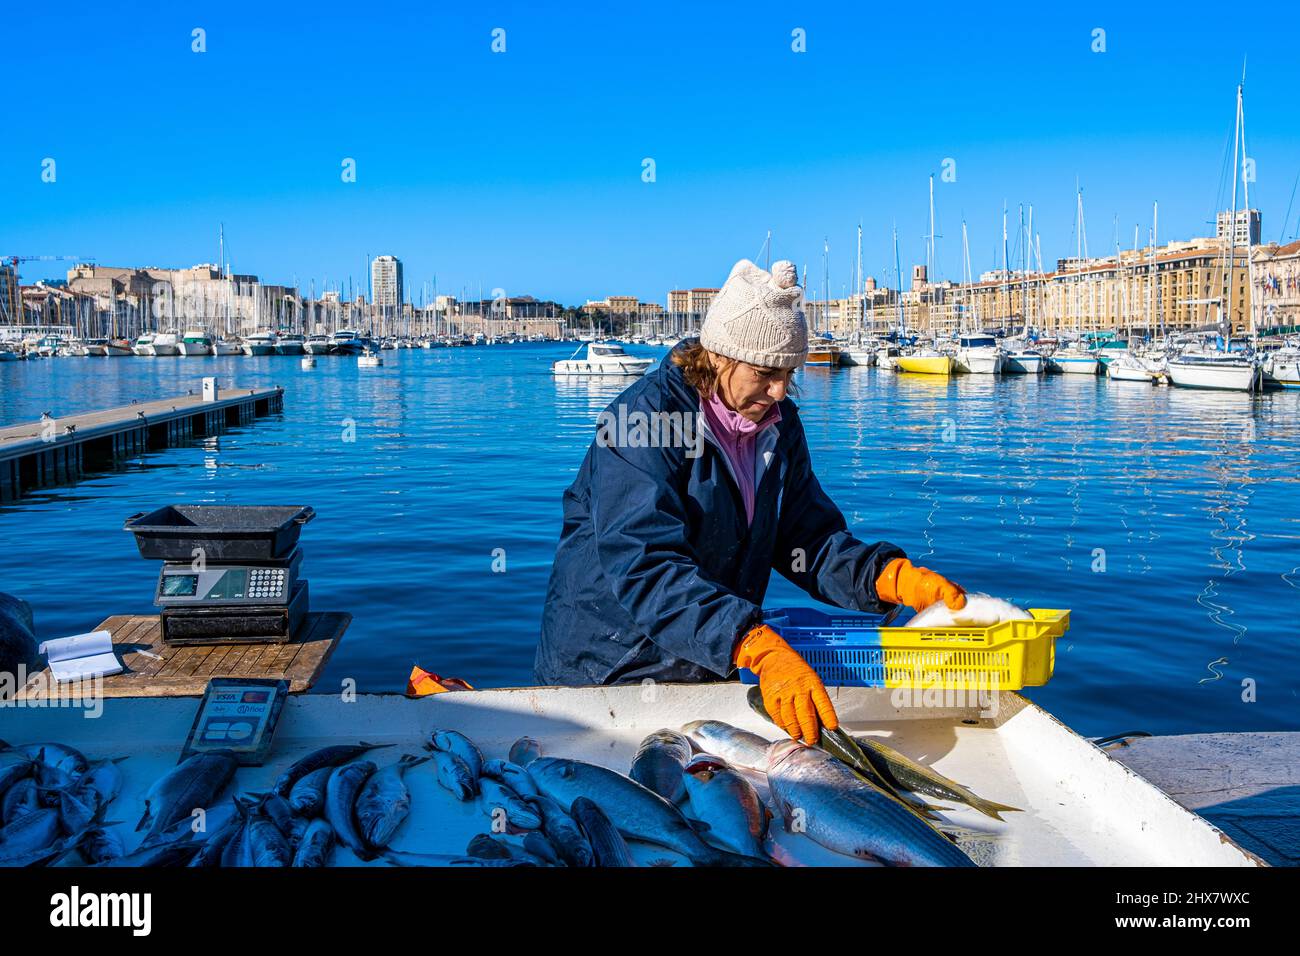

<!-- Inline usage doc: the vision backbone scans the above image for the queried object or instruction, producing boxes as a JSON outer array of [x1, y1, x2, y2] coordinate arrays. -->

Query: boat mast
[[961, 219, 972, 332], [855, 222, 863, 340], [892, 224, 905, 338], [1238, 81, 1257, 345], [1225, 81, 1242, 345]]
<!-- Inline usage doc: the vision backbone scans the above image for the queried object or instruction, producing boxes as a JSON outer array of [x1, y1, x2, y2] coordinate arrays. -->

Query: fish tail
[[361, 741, 396, 751], [134, 803, 152, 832], [970, 797, 1022, 821]]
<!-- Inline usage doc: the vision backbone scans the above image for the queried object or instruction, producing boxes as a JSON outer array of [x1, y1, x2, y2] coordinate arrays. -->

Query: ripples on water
[[2, 346, 1297, 736]]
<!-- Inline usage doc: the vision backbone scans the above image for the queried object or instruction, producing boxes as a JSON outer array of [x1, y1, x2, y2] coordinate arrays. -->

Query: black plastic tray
[[124, 505, 315, 562]]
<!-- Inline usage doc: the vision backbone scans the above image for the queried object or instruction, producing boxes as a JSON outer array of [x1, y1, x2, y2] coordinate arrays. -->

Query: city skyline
[[4, 2, 1300, 302]]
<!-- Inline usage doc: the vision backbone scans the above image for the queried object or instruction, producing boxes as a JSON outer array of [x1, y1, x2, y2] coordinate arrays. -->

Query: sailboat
[[1167, 81, 1262, 392], [805, 240, 841, 366]]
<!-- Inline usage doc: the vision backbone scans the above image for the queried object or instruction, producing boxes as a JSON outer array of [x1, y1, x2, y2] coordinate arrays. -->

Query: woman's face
[[711, 353, 794, 422]]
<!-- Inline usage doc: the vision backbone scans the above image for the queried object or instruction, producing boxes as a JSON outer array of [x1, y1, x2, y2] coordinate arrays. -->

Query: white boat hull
[[178, 342, 213, 356], [1106, 362, 1156, 382], [243, 344, 276, 356], [839, 348, 877, 367], [0, 684, 1265, 867], [956, 350, 1004, 374], [1003, 353, 1044, 374], [1053, 356, 1099, 375], [552, 360, 653, 376], [276, 341, 306, 355], [1167, 359, 1260, 391], [1263, 356, 1300, 389]]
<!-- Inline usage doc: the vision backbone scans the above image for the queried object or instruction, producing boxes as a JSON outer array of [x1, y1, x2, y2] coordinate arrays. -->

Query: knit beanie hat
[[700, 259, 808, 369]]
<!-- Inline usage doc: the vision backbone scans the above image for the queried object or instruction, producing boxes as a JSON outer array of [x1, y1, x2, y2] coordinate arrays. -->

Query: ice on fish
[[906, 592, 1032, 628]]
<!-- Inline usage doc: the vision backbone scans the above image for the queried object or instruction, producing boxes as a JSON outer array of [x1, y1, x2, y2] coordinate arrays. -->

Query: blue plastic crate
[[739, 606, 899, 687]]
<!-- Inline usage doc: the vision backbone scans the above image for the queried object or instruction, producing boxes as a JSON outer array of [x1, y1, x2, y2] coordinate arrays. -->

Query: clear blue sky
[[4, 1, 1299, 304]]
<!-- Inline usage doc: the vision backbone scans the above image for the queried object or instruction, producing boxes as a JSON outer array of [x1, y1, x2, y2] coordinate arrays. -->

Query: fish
[[383, 849, 536, 867], [17, 743, 89, 778], [682, 754, 770, 859], [466, 832, 551, 865], [905, 592, 1032, 628], [260, 793, 308, 845], [2, 778, 40, 825], [743, 686, 945, 819], [75, 759, 126, 807], [681, 720, 773, 772], [79, 827, 126, 864], [245, 803, 293, 867], [527, 793, 594, 867], [482, 758, 539, 798], [570, 796, 634, 867], [850, 735, 1021, 821], [189, 807, 245, 868], [478, 777, 542, 831], [355, 754, 426, 851], [273, 742, 393, 797], [765, 739, 976, 867], [293, 818, 336, 868], [528, 757, 772, 867], [137, 751, 238, 845], [0, 807, 62, 860], [430, 749, 477, 801], [427, 729, 483, 778], [0, 749, 35, 796], [288, 765, 334, 816], [43, 785, 99, 834], [324, 760, 379, 862], [509, 736, 542, 766], [629, 730, 692, 804]]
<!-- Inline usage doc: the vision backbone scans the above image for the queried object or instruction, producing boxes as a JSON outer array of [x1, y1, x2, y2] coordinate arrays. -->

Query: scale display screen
[[162, 575, 199, 597], [154, 550, 301, 607]]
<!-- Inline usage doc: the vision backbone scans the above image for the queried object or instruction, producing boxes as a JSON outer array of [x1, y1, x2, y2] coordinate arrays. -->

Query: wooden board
[[15, 612, 349, 699]]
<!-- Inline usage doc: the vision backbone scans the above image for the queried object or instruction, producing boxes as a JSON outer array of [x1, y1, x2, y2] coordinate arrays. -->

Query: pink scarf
[[700, 392, 782, 525]]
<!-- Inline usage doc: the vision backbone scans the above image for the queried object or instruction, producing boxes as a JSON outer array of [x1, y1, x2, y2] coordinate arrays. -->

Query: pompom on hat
[[700, 258, 808, 369]]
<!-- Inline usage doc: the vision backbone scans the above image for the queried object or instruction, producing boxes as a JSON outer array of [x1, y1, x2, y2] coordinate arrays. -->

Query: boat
[[83, 339, 109, 357], [0, 343, 19, 362], [1106, 352, 1159, 383], [896, 349, 955, 376], [148, 332, 180, 356], [358, 348, 384, 367], [552, 342, 654, 376], [1262, 344, 1300, 389], [304, 333, 331, 355], [276, 332, 307, 355], [328, 328, 367, 356], [876, 344, 901, 370], [1166, 350, 1261, 391], [1002, 346, 1045, 375], [1, 682, 1267, 866], [805, 336, 842, 367], [839, 345, 877, 367], [953, 334, 1006, 374], [132, 333, 156, 356], [1049, 348, 1099, 375], [243, 330, 279, 356], [213, 338, 242, 356], [178, 330, 214, 357]]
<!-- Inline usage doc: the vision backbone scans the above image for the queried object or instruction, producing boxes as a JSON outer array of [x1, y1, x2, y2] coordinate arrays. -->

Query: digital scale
[[125, 505, 316, 647]]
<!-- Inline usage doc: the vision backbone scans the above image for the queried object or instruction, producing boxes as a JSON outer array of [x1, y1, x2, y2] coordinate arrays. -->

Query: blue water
[[2, 345, 1298, 738]]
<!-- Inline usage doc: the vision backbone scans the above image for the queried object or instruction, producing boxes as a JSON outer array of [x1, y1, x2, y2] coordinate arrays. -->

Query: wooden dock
[[15, 612, 350, 699], [0, 383, 283, 501]]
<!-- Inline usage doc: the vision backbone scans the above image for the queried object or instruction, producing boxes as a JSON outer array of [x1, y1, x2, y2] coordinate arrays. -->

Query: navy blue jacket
[[534, 345, 906, 686]]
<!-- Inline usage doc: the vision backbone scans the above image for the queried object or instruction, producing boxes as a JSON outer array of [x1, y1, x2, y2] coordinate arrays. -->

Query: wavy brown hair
[[671, 340, 799, 399]]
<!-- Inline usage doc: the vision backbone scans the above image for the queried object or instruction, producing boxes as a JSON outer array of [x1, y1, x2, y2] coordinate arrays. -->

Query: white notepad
[[38, 630, 123, 682]]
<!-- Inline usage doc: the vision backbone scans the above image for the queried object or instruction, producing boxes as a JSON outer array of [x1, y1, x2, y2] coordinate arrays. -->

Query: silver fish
[[324, 760, 379, 861], [482, 758, 539, 798], [570, 796, 634, 867], [76, 759, 126, 807], [850, 735, 1021, 820], [355, 754, 426, 850], [682, 754, 770, 859], [137, 751, 238, 845], [189, 807, 244, 868], [293, 818, 335, 867], [288, 765, 333, 816], [18, 743, 89, 778], [274, 742, 393, 797], [79, 827, 126, 864], [260, 793, 307, 845], [765, 740, 976, 867], [428, 729, 483, 778], [527, 793, 594, 867], [508, 736, 542, 766], [430, 749, 477, 800], [0, 807, 61, 860], [528, 757, 772, 867], [0, 749, 35, 795], [2, 777, 40, 825], [681, 720, 773, 772], [629, 730, 692, 804], [478, 777, 541, 830], [246, 805, 293, 867]]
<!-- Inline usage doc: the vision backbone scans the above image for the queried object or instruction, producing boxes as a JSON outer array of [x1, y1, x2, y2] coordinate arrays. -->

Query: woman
[[535, 258, 967, 744]]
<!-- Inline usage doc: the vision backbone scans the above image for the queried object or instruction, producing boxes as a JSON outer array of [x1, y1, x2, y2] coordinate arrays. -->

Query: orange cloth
[[406, 665, 474, 697], [875, 557, 967, 612], [733, 624, 838, 745]]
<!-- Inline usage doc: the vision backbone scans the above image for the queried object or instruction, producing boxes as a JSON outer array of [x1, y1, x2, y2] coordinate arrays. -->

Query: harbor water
[[2, 344, 1298, 739]]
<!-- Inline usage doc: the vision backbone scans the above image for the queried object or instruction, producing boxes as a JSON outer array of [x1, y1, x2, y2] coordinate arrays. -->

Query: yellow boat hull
[[895, 355, 954, 375]]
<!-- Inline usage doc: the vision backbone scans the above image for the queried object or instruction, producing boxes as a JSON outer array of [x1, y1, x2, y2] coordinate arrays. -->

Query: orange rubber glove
[[734, 624, 838, 745], [875, 557, 967, 612]]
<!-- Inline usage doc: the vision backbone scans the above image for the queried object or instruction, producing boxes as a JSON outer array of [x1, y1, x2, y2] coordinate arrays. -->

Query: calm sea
[[2, 344, 1297, 738]]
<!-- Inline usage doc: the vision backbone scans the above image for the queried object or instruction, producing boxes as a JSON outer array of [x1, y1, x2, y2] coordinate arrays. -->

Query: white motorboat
[[1, 683, 1267, 867], [358, 348, 384, 367], [213, 338, 242, 356], [1050, 348, 1099, 375], [83, 339, 109, 357], [132, 333, 156, 356], [243, 330, 279, 356], [552, 342, 654, 376], [276, 333, 307, 355], [1003, 349, 1045, 374], [304, 333, 331, 355], [1167, 350, 1262, 391], [178, 330, 214, 356], [954, 334, 1006, 374], [328, 328, 366, 356], [1106, 353, 1159, 383], [1262, 346, 1300, 389], [150, 332, 180, 356], [839, 346, 877, 367], [876, 345, 901, 370]]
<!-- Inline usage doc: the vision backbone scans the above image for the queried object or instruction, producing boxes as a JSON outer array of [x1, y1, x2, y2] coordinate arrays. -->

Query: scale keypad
[[248, 568, 286, 600]]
